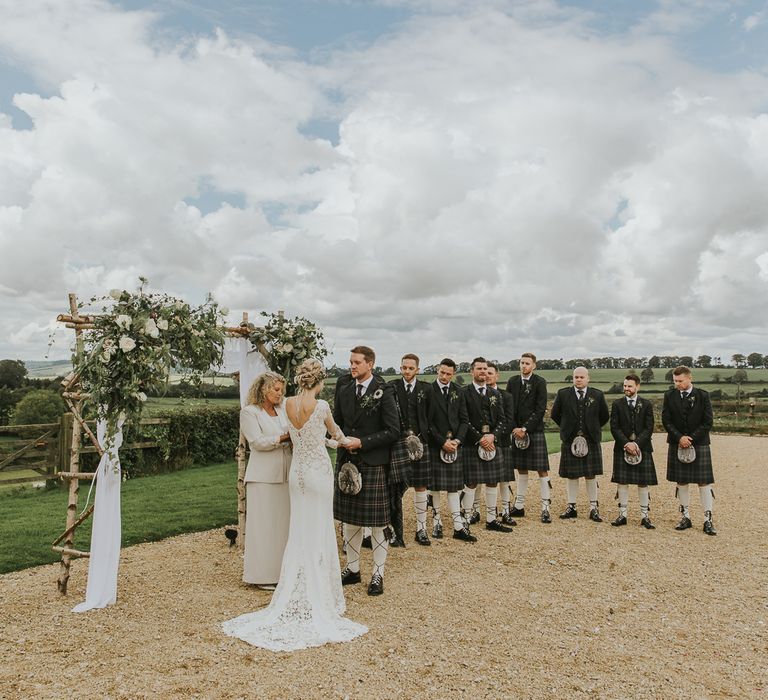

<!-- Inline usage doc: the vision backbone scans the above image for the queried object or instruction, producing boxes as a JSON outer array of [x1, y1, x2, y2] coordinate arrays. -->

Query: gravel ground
[[1, 434, 767, 700]]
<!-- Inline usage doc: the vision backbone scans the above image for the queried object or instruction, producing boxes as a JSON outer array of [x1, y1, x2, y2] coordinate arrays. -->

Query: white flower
[[100, 351, 111, 363], [373, 388, 383, 400], [119, 336, 136, 352], [174, 301, 185, 310], [115, 314, 132, 330], [156, 318, 168, 331], [134, 391, 147, 402], [109, 289, 123, 300], [219, 306, 229, 316], [103, 338, 115, 348], [283, 343, 293, 353], [144, 318, 160, 338]]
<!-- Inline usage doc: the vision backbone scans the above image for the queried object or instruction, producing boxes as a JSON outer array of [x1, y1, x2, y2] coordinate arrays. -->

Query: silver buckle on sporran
[[624, 446, 642, 465], [338, 462, 362, 495], [440, 449, 458, 463], [571, 435, 589, 458], [514, 432, 530, 450], [478, 445, 496, 461], [405, 433, 424, 461], [677, 445, 696, 464]]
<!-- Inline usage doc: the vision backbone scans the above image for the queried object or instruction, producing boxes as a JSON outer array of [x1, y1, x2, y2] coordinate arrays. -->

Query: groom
[[334, 345, 400, 596]]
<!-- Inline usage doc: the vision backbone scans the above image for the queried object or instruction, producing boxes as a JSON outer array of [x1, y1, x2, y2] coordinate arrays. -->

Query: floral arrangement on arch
[[76, 278, 227, 440], [247, 312, 328, 391]]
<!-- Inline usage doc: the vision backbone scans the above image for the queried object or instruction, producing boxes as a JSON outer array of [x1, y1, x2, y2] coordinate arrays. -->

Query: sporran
[[571, 435, 589, 458], [514, 432, 531, 450], [405, 433, 424, 461], [677, 445, 696, 464], [337, 461, 362, 495], [478, 445, 496, 461]]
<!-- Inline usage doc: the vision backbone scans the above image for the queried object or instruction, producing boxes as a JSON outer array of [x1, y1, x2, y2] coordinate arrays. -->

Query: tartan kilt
[[611, 450, 658, 486], [463, 447, 503, 485], [333, 461, 390, 527], [558, 440, 604, 479], [388, 438, 431, 487], [500, 445, 516, 482], [429, 448, 465, 492], [510, 431, 550, 472], [666, 444, 715, 484]]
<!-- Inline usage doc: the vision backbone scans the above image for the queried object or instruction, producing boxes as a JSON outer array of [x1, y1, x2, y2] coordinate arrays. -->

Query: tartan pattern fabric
[[428, 448, 465, 492], [500, 445, 516, 482], [557, 440, 604, 478], [388, 437, 431, 487], [462, 447, 503, 485], [333, 461, 390, 526], [610, 450, 658, 486], [509, 431, 550, 472], [666, 444, 714, 484]]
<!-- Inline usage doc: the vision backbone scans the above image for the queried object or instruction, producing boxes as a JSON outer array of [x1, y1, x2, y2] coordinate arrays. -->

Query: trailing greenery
[[0, 461, 238, 574]]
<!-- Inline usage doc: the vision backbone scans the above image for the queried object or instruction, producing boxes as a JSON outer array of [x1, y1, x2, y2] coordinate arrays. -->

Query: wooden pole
[[236, 312, 248, 549], [57, 293, 85, 595]]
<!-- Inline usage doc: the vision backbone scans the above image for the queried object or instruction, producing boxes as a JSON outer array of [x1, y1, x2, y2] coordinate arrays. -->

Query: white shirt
[[403, 379, 416, 392], [355, 375, 374, 394]]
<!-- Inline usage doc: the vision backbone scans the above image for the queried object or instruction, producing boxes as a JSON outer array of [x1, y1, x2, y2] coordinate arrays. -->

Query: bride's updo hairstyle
[[294, 358, 326, 392]]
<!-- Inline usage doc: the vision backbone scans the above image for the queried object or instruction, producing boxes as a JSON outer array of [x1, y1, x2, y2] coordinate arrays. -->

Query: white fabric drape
[[72, 416, 125, 613]]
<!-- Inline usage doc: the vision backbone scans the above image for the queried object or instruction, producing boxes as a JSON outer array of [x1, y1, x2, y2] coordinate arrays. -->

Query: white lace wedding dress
[[222, 399, 367, 651]]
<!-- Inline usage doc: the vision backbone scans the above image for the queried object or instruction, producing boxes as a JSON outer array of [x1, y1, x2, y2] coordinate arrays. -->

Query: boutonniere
[[523, 383, 531, 395], [489, 395, 498, 407], [360, 387, 384, 411], [449, 391, 459, 402], [586, 396, 595, 407], [633, 400, 642, 414], [687, 395, 696, 408], [417, 389, 426, 403]]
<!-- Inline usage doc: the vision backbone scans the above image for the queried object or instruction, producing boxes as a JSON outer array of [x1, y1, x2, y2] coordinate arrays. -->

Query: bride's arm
[[323, 402, 349, 448]]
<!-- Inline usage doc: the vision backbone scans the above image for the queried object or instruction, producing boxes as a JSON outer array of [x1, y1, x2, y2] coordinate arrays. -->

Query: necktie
[[681, 392, 688, 400], [577, 389, 584, 401], [356, 383, 363, 399], [629, 399, 635, 409], [442, 386, 449, 399], [406, 384, 412, 395], [479, 387, 486, 397]]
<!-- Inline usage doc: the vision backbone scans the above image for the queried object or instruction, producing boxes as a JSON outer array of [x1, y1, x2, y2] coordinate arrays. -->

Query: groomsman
[[427, 359, 476, 542], [662, 365, 717, 535], [505, 353, 552, 523], [609, 373, 657, 529], [461, 357, 513, 533], [334, 346, 400, 595], [485, 364, 516, 526], [388, 353, 433, 547], [550, 366, 609, 521]]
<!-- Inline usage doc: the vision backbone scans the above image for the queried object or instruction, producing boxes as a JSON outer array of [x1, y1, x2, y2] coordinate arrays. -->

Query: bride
[[222, 358, 368, 651]]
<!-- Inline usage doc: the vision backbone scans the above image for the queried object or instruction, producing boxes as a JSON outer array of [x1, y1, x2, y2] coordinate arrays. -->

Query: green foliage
[[77, 278, 227, 442], [0, 359, 27, 389], [10, 389, 65, 425], [640, 367, 655, 383], [248, 312, 327, 392]]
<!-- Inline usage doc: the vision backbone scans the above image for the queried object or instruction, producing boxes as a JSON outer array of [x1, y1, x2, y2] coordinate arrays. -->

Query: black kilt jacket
[[461, 384, 507, 446], [426, 381, 468, 449], [388, 377, 431, 441], [550, 386, 609, 445], [505, 373, 548, 434], [610, 396, 654, 454], [661, 386, 713, 446]]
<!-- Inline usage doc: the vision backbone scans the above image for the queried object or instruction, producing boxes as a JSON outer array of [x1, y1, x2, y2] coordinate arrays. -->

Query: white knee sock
[[414, 490, 428, 531], [370, 526, 388, 577], [586, 478, 599, 508], [677, 484, 690, 517], [430, 490, 443, 527], [499, 481, 510, 511], [617, 484, 628, 517], [699, 485, 714, 517], [485, 485, 498, 523], [447, 491, 463, 530], [540, 477, 551, 509], [567, 478, 579, 505], [463, 487, 477, 517], [638, 486, 650, 516], [343, 524, 363, 573], [515, 472, 529, 508], [472, 485, 481, 512]]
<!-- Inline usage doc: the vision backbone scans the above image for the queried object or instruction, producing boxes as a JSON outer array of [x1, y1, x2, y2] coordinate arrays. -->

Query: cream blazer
[[241, 404, 292, 484]]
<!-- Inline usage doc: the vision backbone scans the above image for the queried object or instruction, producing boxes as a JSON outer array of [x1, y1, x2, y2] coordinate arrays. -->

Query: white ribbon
[[72, 415, 125, 612]]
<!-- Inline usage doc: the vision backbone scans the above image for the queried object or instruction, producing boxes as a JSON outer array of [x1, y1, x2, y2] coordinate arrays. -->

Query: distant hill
[[24, 360, 72, 378]]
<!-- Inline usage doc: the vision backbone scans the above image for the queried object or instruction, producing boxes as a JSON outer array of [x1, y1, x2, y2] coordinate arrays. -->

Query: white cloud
[[0, 0, 767, 368]]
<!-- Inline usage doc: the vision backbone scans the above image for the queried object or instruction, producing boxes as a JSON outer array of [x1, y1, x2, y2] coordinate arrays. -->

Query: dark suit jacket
[[610, 396, 654, 453], [495, 387, 515, 447], [388, 378, 431, 439], [661, 387, 712, 446], [461, 384, 506, 445], [550, 386, 609, 444], [427, 380, 468, 448], [333, 375, 399, 466], [505, 374, 547, 433]]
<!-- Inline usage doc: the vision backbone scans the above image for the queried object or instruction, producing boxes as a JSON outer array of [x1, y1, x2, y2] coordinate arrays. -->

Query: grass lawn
[[0, 461, 237, 575]]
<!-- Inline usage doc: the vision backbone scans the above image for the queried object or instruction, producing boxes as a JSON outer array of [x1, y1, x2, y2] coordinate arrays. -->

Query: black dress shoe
[[703, 519, 717, 536], [469, 509, 481, 525], [640, 516, 655, 530], [589, 508, 603, 523], [611, 515, 627, 527], [541, 510, 552, 523], [432, 522, 444, 539], [559, 504, 577, 519], [509, 506, 525, 517], [361, 536, 372, 549], [452, 526, 477, 542], [340, 567, 361, 585], [485, 520, 513, 533], [415, 529, 431, 546], [389, 536, 406, 548], [367, 574, 384, 596], [501, 512, 518, 526], [675, 516, 692, 531]]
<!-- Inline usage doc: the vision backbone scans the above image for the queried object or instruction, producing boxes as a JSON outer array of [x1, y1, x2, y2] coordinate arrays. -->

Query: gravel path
[[1, 434, 766, 699]]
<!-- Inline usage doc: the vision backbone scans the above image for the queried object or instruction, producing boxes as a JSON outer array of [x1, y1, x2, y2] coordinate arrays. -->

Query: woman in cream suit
[[241, 371, 292, 588]]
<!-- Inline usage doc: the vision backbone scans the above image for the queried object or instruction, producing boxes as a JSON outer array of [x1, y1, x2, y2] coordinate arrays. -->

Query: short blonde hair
[[246, 371, 285, 406]]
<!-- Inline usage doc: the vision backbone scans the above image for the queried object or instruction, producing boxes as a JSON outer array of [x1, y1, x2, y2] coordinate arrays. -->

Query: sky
[[1, 0, 768, 370]]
